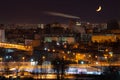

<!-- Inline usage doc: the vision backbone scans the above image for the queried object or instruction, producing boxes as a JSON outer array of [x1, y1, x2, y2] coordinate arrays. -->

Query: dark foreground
[[0, 73, 120, 80]]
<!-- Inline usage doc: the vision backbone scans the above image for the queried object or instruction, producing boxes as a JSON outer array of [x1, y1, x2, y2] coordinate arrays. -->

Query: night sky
[[0, 0, 120, 23]]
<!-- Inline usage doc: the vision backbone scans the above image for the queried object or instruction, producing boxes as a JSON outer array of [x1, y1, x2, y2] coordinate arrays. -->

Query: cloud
[[44, 11, 80, 19]]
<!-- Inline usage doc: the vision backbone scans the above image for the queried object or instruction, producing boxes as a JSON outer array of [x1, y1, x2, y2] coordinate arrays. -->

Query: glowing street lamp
[[95, 56, 98, 58], [42, 56, 46, 60], [96, 62, 99, 65], [73, 53, 75, 56], [105, 49, 109, 52], [88, 55, 91, 58], [63, 56, 66, 60], [22, 57, 25, 61], [109, 52, 113, 57], [81, 61, 84, 64], [47, 49, 50, 52], [104, 56, 107, 59], [0, 57, 2, 62], [52, 49, 55, 52]]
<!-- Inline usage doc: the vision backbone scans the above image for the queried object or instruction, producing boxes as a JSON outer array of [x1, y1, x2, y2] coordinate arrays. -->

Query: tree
[[103, 66, 120, 80], [107, 19, 119, 30], [52, 57, 70, 80]]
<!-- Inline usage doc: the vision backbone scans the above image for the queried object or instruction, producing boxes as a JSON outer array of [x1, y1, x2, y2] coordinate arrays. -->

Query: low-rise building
[[92, 34, 116, 43]]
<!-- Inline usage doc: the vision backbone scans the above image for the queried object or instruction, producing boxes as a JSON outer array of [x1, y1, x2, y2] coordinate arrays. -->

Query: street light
[[81, 61, 84, 64], [22, 57, 25, 61], [22, 57, 25, 69], [52, 49, 55, 52], [63, 56, 66, 60], [109, 52, 113, 57], [95, 56, 98, 59], [42, 56, 45, 60], [96, 62, 99, 65], [47, 49, 50, 52], [42, 56, 46, 79]]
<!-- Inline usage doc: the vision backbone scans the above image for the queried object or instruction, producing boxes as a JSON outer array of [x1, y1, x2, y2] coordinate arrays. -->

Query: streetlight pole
[[42, 56, 46, 79], [21, 57, 25, 76], [22, 57, 25, 67], [0, 57, 3, 76], [40, 56, 45, 80]]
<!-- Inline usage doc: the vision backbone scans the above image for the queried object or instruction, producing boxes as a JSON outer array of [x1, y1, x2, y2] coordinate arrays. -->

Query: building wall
[[25, 39, 40, 47], [115, 34, 120, 39], [92, 34, 116, 43], [44, 37, 75, 44]]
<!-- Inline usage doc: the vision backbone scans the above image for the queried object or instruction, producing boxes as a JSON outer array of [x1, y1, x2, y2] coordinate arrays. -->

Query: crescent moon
[[96, 6, 102, 12]]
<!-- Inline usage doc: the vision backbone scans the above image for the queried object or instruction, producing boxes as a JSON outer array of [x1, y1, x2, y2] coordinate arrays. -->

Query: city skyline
[[0, 0, 119, 23]]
